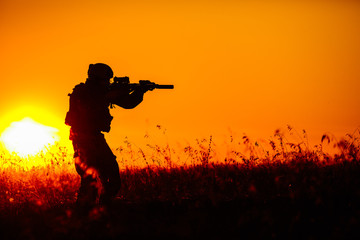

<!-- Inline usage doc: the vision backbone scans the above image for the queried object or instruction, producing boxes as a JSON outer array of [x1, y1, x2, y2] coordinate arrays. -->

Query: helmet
[[87, 63, 113, 79]]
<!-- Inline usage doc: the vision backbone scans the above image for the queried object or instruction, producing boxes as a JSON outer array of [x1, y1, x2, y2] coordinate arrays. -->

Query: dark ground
[[1, 161, 360, 240]]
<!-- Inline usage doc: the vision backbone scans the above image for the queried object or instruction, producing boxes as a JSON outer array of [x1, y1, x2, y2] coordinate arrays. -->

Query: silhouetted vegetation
[[0, 127, 359, 239]]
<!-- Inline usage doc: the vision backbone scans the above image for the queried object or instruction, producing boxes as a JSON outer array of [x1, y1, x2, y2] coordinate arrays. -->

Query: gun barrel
[[155, 84, 174, 89]]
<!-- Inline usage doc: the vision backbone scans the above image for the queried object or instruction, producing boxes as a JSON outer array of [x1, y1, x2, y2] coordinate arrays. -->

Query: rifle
[[110, 76, 174, 91]]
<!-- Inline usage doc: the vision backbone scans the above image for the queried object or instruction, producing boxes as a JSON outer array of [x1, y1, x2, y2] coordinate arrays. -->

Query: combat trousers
[[70, 130, 121, 209]]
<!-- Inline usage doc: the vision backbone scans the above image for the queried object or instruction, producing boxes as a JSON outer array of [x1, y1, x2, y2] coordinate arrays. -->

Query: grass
[[0, 126, 359, 239]]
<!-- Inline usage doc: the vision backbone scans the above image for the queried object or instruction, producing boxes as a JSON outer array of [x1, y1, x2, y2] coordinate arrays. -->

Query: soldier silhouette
[[65, 63, 147, 211]]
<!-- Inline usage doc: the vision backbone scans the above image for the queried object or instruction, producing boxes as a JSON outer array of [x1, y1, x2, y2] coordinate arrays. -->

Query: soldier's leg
[[97, 138, 121, 205], [99, 159, 121, 205], [76, 174, 98, 210], [74, 148, 99, 211]]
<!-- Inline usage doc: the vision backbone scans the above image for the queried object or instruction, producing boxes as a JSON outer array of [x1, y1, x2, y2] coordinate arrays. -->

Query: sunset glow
[[0, 0, 359, 154], [0, 117, 59, 157]]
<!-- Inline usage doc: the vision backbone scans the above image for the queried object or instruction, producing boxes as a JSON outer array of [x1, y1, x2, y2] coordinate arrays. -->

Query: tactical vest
[[65, 83, 113, 133]]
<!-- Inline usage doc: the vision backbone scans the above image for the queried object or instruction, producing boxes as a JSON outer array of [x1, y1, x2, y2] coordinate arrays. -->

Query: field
[[1, 127, 360, 239]]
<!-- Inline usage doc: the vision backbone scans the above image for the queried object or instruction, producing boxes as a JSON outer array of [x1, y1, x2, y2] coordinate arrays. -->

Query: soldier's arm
[[106, 87, 147, 109]]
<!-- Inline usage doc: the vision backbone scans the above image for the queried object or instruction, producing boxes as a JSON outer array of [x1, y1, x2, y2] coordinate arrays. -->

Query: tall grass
[[0, 126, 359, 214]]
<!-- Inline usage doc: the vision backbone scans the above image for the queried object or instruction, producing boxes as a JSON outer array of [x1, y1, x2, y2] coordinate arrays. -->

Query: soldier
[[65, 63, 147, 211]]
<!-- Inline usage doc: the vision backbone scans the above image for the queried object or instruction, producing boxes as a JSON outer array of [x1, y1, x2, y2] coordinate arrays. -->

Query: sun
[[0, 117, 60, 157]]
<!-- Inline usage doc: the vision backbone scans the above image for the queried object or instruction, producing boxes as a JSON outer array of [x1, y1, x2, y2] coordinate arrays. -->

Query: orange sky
[[1, 0, 359, 152]]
